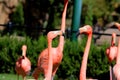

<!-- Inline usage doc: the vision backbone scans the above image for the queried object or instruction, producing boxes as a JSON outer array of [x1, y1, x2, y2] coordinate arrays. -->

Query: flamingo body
[[113, 64, 120, 80], [32, 31, 64, 80], [37, 48, 63, 75], [32, 0, 68, 79], [15, 45, 31, 79], [105, 33, 118, 80], [106, 46, 117, 62], [106, 33, 117, 62], [15, 56, 31, 76], [113, 38, 120, 80], [106, 46, 117, 80]]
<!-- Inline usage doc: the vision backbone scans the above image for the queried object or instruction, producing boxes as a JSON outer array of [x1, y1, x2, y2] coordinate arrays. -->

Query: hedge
[[0, 35, 111, 79]]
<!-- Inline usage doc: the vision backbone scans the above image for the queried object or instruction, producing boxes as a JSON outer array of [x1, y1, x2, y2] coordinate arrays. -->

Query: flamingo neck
[[111, 39, 115, 47], [61, 0, 68, 33], [46, 39, 53, 80], [58, 36, 64, 52], [22, 50, 26, 57], [111, 34, 116, 46], [58, 0, 68, 52], [80, 33, 92, 80], [116, 39, 120, 64]]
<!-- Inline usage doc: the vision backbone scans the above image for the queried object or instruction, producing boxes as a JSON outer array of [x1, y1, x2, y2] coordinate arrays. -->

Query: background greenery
[[0, 73, 43, 80], [0, 34, 111, 79], [8, 0, 120, 38], [0, 0, 120, 80]]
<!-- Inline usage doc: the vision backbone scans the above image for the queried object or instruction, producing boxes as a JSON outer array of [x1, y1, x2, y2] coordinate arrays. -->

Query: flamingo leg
[[110, 65, 117, 80], [52, 76, 54, 80], [52, 65, 59, 77], [110, 66, 113, 80], [44, 76, 53, 80], [17, 74, 19, 80], [23, 76, 26, 80], [32, 67, 41, 79]]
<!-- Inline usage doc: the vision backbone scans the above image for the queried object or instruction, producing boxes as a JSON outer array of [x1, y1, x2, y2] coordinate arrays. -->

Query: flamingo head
[[21, 45, 27, 57], [114, 22, 120, 30], [47, 30, 63, 40], [22, 45, 27, 51], [111, 33, 116, 46], [78, 25, 92, 35]]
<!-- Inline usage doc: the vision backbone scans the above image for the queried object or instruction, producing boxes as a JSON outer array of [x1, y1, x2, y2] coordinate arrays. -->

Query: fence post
[[71, 0, 82, 41]]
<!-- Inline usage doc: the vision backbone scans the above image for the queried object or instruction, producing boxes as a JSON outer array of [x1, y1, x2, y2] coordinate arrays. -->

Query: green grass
[[0, 73, 43, 80]]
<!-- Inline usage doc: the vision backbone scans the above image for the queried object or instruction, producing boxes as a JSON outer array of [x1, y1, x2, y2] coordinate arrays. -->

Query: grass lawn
[[0, 73, 43, 80]]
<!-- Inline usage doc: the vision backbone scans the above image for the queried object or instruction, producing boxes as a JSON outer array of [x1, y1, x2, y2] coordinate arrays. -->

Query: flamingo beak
[[79, 26, 87, 34], [56, 31, 66, 37], [54, 30, 63, 35], [52, 31, 63, 37], [76, 30, 80, 36], [76, 27, 87, 36], [62, 32, 65, 37]]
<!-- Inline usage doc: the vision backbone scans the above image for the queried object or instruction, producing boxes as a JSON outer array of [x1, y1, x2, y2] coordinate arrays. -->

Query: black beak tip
[[62, 32, 65, 37], [76, 31, 80, 37]]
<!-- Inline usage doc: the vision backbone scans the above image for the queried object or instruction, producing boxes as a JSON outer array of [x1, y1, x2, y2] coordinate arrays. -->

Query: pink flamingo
[[32, 31, 64, 80], [106, 33, 117, 80], [15, 45, 31, 80], [106, 33, 117, 62], [106, 22, 120, 80], [46, 30, 63, 80], [107, 22, 120, 30], [32, 0, 68, 80], [113, 38, 120, 80], [78, 25, 94, 80]]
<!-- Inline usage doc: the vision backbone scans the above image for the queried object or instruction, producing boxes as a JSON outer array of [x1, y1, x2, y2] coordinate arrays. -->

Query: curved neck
[[111, 34, 116, 46], [116, 39, 120, 64], [58, 36, 64, 52], [22, 50, 26, 57], [61, 0, 68, 33], [79, 33, 92, 80], [46, 39, 53, 80], [58, 0, 68, 52]]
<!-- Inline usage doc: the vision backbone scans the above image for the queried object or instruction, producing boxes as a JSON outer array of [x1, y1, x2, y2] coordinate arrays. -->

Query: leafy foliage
[[0, 35, 110, 79], [11, 3, 24, 25]]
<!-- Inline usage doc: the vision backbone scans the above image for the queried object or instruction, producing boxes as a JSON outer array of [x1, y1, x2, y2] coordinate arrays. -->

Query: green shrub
[[57, 36, 110, 79], [0, 35, 110, 79], [11, 3, 24, 25]]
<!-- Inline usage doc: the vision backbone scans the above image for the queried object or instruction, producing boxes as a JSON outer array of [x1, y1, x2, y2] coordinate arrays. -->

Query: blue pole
[[71, 0, 82, 41]]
